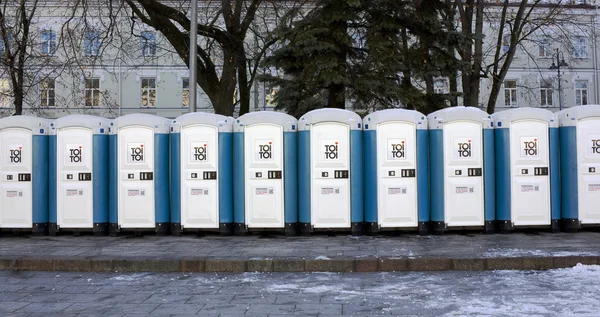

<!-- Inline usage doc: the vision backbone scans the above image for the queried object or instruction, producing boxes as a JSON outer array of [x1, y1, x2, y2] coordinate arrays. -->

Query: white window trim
[[40, 29, 57, 56], [181, 77, 189, 108], [141, 77, 157, 108], [573, 35, 588, 59], [502, 79, 519, 108], [538, 37, 552, 58], [539, 78, 554, 108], [84, 77, 101, 108], [140, 30, 157, 57], [574, 79, 589, 106], [40, 78, 56, 108]]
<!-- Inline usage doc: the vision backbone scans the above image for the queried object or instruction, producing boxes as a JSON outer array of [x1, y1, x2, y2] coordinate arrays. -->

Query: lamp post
[[189, 0, 198, 112], [548, 48, 568, 111]]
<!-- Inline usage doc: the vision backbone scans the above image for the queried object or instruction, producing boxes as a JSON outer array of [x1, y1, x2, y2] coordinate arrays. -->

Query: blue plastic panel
[[298, 130, 311, 224], [32, 135, 49, 224], [233, 132, 245, 224], [495, 128, 511, 221], [218, 132, 233, 224], [108, 134, 118, 225], [429, 129, 444, 222], [550, 127, 561, 221], [154, 133, 170, 224], [559, 126, 578, 220], [363, 130, 377, 223], [416, 129, 430, 223], [483, 128, 495, 222], [92, 134, 109, 224], [49, 135, 57, 224], [284, 131, 298, 224], [170, 133, 181, 224], [350, 130, 363, 224]]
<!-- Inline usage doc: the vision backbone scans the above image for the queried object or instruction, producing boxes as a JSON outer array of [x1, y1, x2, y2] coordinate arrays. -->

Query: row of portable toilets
[[0, 105, 599, 236]]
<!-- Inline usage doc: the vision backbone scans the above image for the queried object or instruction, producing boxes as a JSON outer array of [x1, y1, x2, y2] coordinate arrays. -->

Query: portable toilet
[[428, 106, 495, 234], [49, 115, 109, 236], [493, 108, 560, 233], [298, 108, 363, 235], [109, 114, 170, 236], [233, 112, 297, 236], [0, 116, 48, 235], [363, 109, 429, 235], [558, 105, 600, 232], [170, 113, 233, 236]]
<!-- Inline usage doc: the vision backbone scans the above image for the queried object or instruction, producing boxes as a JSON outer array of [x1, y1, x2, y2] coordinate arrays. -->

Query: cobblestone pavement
[[1, 265, 599, 316], [1, 231, 600, 260]]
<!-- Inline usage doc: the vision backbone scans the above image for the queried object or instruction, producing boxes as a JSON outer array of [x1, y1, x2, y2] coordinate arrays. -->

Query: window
[[84, 78, 100, 107], [41, 30, 56, 55], [140, 31, 156, 57], [433, 78, 449, 94], [575, 80, 588, 106], [503, 80, 518, 107], [141, 78, 156, 108], [573, 36, 587, 58], [40, 78, 55, 108], [502, 34, 511, 54], [538, 37, 551, 58], [182, 78, 189, 107], [540, 79, 553, 107], [0, 79, 10, 108], [84, 31, 100, 56], [264, 84, 278, 109]]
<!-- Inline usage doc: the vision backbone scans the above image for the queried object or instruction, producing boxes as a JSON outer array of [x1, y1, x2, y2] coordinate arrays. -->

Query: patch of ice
[[315, 255, 331, 260], [483, 248, 599, 258], [110, 273, 150, 281], [266, 284, 301, 292]]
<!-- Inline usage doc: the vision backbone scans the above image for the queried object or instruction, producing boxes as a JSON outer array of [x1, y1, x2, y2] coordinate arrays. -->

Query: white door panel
[[311, 123, 351, 228], [443, 121, 484, 227], [577, 118, 600, 224], [0, 128, 33, 228], [377, 122, 418, 227], [57, 127, 94, 228], [510, 120, 551, 226], [181, 125, 219, 228], [117, 126, 155, 228], [245, 124, 284, 228]]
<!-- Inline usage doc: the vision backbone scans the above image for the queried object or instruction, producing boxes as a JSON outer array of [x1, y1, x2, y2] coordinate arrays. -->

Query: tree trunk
[[487, 76, 502, 114], [237, 44, 251, 115], [468, 0, 484, 108], [328, 83, 346, 109]]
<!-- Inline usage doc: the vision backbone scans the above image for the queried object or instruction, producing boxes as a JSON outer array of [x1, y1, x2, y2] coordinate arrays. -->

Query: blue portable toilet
[[109, 114, 170, 236], [170, 113, 233, 236], [558, 105, 600, 232], [49, 115, 109, 236], [298, 108, 363, 235], [233, 112, 297, 236], [363, 109, 429, 235], [493, 108, 560, 233], [428, 107, 495, 234], [0, 116, 48, 235]]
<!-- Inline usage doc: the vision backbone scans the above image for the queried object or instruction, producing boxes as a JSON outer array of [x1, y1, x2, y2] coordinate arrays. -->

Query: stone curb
[[0, 255, 597, 273]]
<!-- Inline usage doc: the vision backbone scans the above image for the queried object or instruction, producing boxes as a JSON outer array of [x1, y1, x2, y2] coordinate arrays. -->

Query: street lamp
[[548, 48, 568, 110]]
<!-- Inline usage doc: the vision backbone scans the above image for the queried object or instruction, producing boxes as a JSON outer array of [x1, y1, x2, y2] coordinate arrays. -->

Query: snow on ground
[[482, 248, 600, 258]]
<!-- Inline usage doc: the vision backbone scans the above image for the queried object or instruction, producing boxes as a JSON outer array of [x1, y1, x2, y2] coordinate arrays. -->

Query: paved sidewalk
[[1, 232, 600, 273]]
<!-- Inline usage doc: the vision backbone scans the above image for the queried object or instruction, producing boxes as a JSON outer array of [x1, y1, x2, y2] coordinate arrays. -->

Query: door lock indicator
[[590, 167, 596, 173], [322, 172, 329, 177], [534, 167, 549, 176], [6, 175, 12, 181], [203, 171, 217, 180], [140, 172, 153, 180], [521, 169, 528, 175], [401, 169, 416, 178], [455, 170, 462, 176], [268, 171, 282, 179], [468, 168, 482, 177], [18, 173, 31, 182], [334, 170, 349, 179], [78, 173, 92, 181], [256, 172, 262, 178], [191, 173, 198, 179], [389, 170, 395, 177], [127, 173, 134, 179]]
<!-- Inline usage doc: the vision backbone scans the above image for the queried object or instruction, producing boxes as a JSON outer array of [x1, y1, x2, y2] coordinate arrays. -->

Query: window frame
[[40, 29, 57, 56], [539, 79, 554, 107], [503, 79, 518, 107], [140, 31, 157, 57], [433, 78, 449, 94], [141, 77, 157, 108], [84, 30, 100, 57], [538, 37, 552, 58], [573, 36, 588, 59], [575, 80, 588, 106], [182, 77, 189, 108], [84, 77, 101, 108], [40, 78, 56, 108]]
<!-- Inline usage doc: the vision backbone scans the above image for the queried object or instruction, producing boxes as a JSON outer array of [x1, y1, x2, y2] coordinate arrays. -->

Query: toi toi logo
[[130, 145, 144, 162], [9, 146, 22, 163], [523, 138, 538, 156], [457, 141, 472, 158], [324, 143, 338, 160], [591, 139, 600, 154], [390, 142, 405, 159], [258, 142, 272, 159], [193, 144, 207, 161], [69, 146, 82, 163]]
